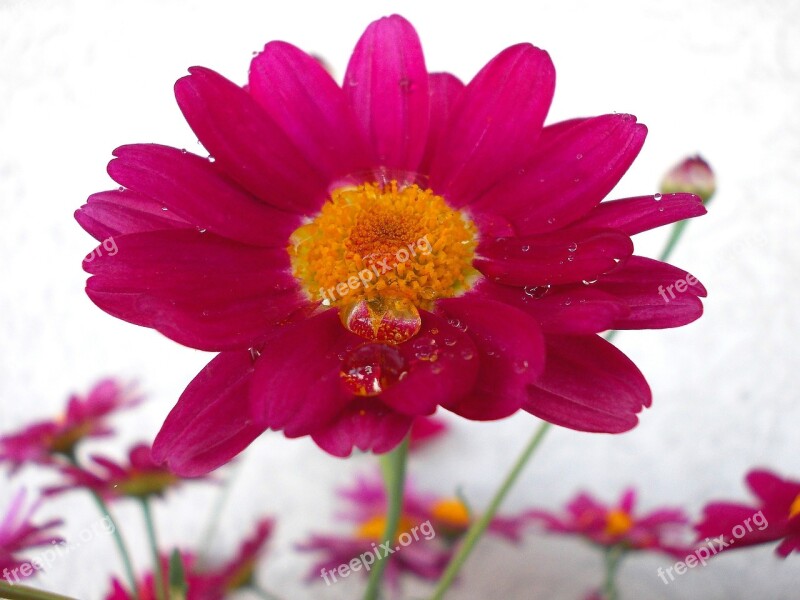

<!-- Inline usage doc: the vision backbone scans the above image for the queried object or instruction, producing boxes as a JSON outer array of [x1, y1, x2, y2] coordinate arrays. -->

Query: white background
[[1, 0, 799, 598]]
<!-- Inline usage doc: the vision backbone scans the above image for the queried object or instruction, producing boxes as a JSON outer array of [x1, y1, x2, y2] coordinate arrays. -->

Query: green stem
[[658, 219, 689, 263], [363, 437, 410, 600], [87, 488, 139, 600], [248, 586, 282, 600], [430, 422, 551, 599], [140, 498, 165, 600], [0, 582, 79, 600], [602, 546, 625, 600]]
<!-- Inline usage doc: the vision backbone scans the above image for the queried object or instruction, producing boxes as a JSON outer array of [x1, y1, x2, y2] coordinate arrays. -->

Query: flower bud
[[660, 155, 715, 204]]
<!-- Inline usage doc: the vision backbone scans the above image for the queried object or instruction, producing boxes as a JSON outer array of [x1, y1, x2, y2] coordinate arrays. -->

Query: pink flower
[[527, 488, 693, 558], [105, 519, 274, 600], [0, 379, 138, 472], [0, 490, 63, 579], [660, 155, 715, 204], [298, 474, 523, 586], [695, 469, 799, 557], [45, 444, 196, 500], [76, 15, 706, 474]]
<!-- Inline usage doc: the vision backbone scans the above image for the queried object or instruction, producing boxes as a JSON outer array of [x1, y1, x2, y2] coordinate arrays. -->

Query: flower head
[[0, 489, 63, 577], [527, 488, 692, 558], [45, 444, 194, 500], [695, 468, 797, 557], [0, 379, 138, 472], [76, 15, 706, 473], [660, 155, 715, 204], [298, 474, 522, 586]]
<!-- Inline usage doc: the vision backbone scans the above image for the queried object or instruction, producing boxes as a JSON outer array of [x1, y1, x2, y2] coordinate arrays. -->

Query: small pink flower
[[298, 474, 523, 587], [0, 379, 138, 472], [660, 155, 715, 204], [45, 444, 197, 500], [695, 468, 800, 557], [527, 488, 693, 558], [0, 489, 63, 577], [77, 15, 707, 473]]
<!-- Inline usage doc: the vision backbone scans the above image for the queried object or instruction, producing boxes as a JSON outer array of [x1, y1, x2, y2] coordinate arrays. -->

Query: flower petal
[[344, 15, 429, 171], [524, 334, 651, 433], [152, 351, 266, 476], [431, 43, 555, 206], [76, 190, 190, 241], [175, 67, 327, 213], [474, 227, 633, 287], [249, 41, 371, 180], [571, 193, 706, 236], [469, 114, 647, 232], [419, 72, 464, 175], [108, 144, 301, 247], [311, 400, 414, 458], [746, 470, 800, 507], [249, 311, 358, 437], [84, 229, 308, 351], [436, 296, 545, 420]]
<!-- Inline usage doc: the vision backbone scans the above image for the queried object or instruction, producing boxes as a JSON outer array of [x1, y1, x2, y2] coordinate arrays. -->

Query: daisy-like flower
[[298, 474, 523, 586], [527, 488, 692, 558], [76, 15, 706, 474], [1, 490, 63, 580], [0, 379, 137, 472], [695, 468, 797, 557], [106, 519, 274, 600], [45, 444, 192, 500]]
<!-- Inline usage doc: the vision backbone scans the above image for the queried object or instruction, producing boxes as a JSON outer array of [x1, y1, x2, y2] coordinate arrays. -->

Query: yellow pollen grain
[[288, 181, 478, 311], [604, 509, 634, 537]]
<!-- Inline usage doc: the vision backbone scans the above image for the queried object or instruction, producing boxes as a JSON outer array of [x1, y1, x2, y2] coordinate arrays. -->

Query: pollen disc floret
[[289, 179, 478, 343]]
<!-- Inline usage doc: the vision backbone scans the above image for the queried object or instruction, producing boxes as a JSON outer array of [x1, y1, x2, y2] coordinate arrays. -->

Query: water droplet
[[412, 336, 438, 361], [654, 193, 663, 201], [340, 296, 421, 344], [512, 359, 529, 374], [521, 245, 530, 252], [117, 186, 124, 192], [658, 206, 665, 212], [196, 227, 207, 233], [582, 278, 598, 285], [523, 285, 550, 299], [447, 318, 462, 329], [576, 153, 583, 160], [444, 336, 457, 346], [568, 242, 578, 252], [340, 344, 408, 397], [161, 207, 169, 211], [566, 255, 575, 262], [207, 155, 216, 163], [347, 77, 358, 87], [460, 348, 475, 360], [180, 148, 188, 154], [430, 362, 444, 375], [563, 297, 573, 306], [430, 328, 439, 335], [547, 217, 555, 225]]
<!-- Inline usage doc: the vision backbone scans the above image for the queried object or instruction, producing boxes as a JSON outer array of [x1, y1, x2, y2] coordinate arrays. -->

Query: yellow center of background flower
[[604, 509, 634, 536], [289, 181, 478, 325], [789, 493, 800, 519], [431, 498, 471, 530], [356, 513, 419, 542]]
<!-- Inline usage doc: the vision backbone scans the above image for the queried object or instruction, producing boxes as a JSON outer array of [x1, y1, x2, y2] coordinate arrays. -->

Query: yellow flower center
[[289, 180, 478, 343], [116, 472, 178, 498], [604, 509, 634, 537], [789, 493, 800, 520], [431, 498, 471, 530], [356, 514, 419, 542]]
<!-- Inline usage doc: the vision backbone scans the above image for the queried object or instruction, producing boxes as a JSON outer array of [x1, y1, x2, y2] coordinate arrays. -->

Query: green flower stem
[[249, 585, 283, 600], [430, 422, 551, 600], [140, 498, 164, 600], [658, 219, 689, 263], [363, 436, 410, 600], [602, 546, 625, 600], [0, 581, 79, 600]]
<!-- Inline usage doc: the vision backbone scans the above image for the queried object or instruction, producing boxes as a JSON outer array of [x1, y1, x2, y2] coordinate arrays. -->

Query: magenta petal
[[470, 114, 647, 232], [437, 296, 545, 420], [249, 42, 371, 180], [419, 72, 464, 175], [175, 67, 327, 213], [431, 43, 555, 206], [695, 502, 783, 549], [152, 352, 266, 476], [249, 311, 358, 437], [524, 334, 652, 433], [747, 470, 800, 507], [311, 400, 414, 458], [85, 229, 308, 351], [475, 227, 633, 287], [344, 15, 429, 171], [588, 256, 706, 329], [76, 190, 190, 241], [474, 280, 627, 335], [108, 144, 300, 247], [572, 193, 706, 236]]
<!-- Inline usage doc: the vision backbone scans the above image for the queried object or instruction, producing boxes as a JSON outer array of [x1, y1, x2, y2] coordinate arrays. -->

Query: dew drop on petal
[[117, 186, 124, 192], [582, 278, 598, 285], [512, 359, 529, 374], [341, 296, 421, 344], [654, 193, 663, 201], [576, 153, 583, 160], [161, 207, 169, 211], [524, 285, 551, 299], [521, 245, 530, 252], [444, 336, 457, 346], [460, 348, 475, 360], [196, 227, 207, 233], [566, 255, 575, 262], [563, 297, 573, 306], [340, 344, 408, 397], [568, 242, 578, 252], [547, 217, 556, 225]]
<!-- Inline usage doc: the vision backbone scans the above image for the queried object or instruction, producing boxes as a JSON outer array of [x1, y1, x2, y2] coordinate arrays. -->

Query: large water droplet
[[654, 193, 663, 201], [340, 296, 421, 344], [523, 285, 551, 299], [340, 344, 408, 397], [568, 242, 578, 252]]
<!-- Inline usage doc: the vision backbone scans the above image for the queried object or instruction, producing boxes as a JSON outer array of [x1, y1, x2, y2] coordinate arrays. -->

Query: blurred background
[[1, 0, 798, 597]]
